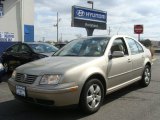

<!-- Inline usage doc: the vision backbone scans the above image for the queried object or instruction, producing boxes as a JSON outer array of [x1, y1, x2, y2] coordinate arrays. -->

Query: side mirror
[[109, 51, 124, 59]]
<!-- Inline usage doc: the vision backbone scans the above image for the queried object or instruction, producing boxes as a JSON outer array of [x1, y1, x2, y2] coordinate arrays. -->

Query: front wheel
[[140, 65, 151, 87], [79, 79, 104, 114]]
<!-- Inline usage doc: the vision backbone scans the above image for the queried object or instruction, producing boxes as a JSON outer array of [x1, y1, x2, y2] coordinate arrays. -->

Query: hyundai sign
[[72, 6, 107, 30]]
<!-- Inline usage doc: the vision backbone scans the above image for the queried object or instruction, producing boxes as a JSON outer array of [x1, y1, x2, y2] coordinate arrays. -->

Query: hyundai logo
[[76, 10, 85, 17]]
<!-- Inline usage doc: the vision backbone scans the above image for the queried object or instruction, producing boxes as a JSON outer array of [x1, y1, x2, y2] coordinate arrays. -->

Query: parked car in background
[[1, 42, 58, 72], [55, 43, 67, 49], [8, 35, 152, 114]]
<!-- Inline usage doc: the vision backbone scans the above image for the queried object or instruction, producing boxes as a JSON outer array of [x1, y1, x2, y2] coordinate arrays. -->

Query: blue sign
[[24, 25, 34, 42], [72, 6, 107, 30], [73, 6, 107, 23]]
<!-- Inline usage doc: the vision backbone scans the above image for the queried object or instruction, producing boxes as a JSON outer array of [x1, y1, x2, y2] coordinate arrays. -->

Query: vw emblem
[[21, 74, 27, 82], [76, 10, 85, 17]]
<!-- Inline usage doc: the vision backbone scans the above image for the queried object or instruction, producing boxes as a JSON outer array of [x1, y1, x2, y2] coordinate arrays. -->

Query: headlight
[[0, 63, 4, 70], [11, 70, 17, 79], [40, 75, 61, 85]]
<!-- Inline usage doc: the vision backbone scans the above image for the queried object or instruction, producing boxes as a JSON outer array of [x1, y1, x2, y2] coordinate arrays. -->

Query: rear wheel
[[79, 79, 104, 114], [140, 65, 151, 87]]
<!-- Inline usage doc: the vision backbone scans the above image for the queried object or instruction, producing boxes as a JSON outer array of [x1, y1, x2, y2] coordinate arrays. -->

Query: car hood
[[16, 56, 97, 75]]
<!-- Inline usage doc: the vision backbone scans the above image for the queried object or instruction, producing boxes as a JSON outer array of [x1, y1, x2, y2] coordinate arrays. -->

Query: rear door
[[125, 37, 145, 78], [2, 44, 21, 69], [107, 37, 132, 88]]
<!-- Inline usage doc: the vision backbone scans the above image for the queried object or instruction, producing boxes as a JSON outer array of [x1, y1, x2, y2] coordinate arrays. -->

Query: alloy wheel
[[87, 84, 102, 109], [144, 68, 151, 84]]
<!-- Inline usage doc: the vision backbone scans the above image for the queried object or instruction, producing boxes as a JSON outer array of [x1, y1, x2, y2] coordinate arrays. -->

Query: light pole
[[20, 0, 24, 42], [87, 1, 94, 9], [86, 1, 94, 36], [54, 12, 61, 43], [108, 27, 111, 35]]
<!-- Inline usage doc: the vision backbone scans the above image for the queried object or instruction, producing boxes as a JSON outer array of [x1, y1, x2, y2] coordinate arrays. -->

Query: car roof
[[76, 35, 136, 41], [81, 35, 133, 38], [23, 42, 49, 45]]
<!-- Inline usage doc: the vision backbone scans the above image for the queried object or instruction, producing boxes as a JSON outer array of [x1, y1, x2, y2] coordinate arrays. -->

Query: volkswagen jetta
[[8, 35, 152, 114]]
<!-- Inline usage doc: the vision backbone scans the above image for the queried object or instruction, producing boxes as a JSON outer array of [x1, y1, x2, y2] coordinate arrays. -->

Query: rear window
[[28, 44, 58, 53]]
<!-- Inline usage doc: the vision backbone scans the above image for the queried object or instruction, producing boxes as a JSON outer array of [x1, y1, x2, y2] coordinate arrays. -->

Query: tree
[[140, 39, 152, 47]]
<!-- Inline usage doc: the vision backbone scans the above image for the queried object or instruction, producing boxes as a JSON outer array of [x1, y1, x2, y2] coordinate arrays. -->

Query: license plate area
[[16, 85, 26, 97]]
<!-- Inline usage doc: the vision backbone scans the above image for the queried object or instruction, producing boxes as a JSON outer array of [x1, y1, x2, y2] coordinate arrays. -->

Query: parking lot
[[0, 55, 159, 120]]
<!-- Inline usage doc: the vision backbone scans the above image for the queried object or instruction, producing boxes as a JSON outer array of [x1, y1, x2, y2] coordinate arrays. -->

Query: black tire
[[140, 65, 151, 87], [79, 79, 104, 114]]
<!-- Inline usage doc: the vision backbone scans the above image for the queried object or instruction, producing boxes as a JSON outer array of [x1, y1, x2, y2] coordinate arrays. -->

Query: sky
[[34, 0, 160, 42]]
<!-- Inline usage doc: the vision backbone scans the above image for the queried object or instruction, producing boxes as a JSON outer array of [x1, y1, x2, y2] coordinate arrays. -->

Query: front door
[[107, 37, 132, 88]]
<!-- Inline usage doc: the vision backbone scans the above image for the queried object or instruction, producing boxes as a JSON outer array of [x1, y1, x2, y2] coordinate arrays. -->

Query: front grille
[[15, 73, 37, 84]]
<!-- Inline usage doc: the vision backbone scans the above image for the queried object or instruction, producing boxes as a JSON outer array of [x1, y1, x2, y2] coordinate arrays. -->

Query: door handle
[[142, 55, 145, 59], [128, 59, 132, 62]]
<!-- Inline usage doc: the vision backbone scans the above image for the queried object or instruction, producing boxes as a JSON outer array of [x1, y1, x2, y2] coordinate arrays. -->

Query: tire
[[140, 65, 151, 87], [79, 79, 104, 114]]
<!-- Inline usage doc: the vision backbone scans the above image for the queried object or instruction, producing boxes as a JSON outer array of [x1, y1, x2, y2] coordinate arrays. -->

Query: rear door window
[[18, 44, 31, 53], [7, 44, 19, 53], [135, 42, 144, 53], [126, 38, 139, 55]]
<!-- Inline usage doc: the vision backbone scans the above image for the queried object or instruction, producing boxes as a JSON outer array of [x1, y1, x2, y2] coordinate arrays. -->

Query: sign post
[[134, 25, 143, 41], [72, 6, 107, 36]]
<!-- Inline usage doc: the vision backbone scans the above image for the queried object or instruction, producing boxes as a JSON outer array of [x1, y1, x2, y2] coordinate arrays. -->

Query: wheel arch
[[145, 62, 151, 68], [79, 73, 107, 104]]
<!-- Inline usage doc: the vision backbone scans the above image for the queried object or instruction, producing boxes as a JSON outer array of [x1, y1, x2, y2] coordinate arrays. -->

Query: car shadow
[[103, 82, 142, 105], [0, 73, 11, 83], [0, 100, 86, 120], [0, 82, 143, 120]]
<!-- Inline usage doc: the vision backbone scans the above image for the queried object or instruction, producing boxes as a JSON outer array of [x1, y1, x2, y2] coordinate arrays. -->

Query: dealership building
[[0, 0, 34, 42]]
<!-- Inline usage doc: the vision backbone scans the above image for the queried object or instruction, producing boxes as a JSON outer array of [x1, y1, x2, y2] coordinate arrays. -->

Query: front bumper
[[8, 78, 80, 106]]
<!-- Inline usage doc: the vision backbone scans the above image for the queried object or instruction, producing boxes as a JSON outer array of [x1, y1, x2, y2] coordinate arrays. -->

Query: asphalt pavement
[[0, 55, 160, 120]]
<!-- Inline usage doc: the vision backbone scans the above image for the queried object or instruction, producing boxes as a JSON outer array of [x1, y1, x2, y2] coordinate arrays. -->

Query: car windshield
[[28, 43, 58, 53], [54, 37, 110, 57]]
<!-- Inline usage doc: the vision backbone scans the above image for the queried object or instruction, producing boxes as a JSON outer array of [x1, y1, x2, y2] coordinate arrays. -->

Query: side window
[[19, 45, 31, 53], [135, 42, 144, 53], [7, 45, 19, 53], [111, 38, 128, 55], [126, 38, 140, 55]]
